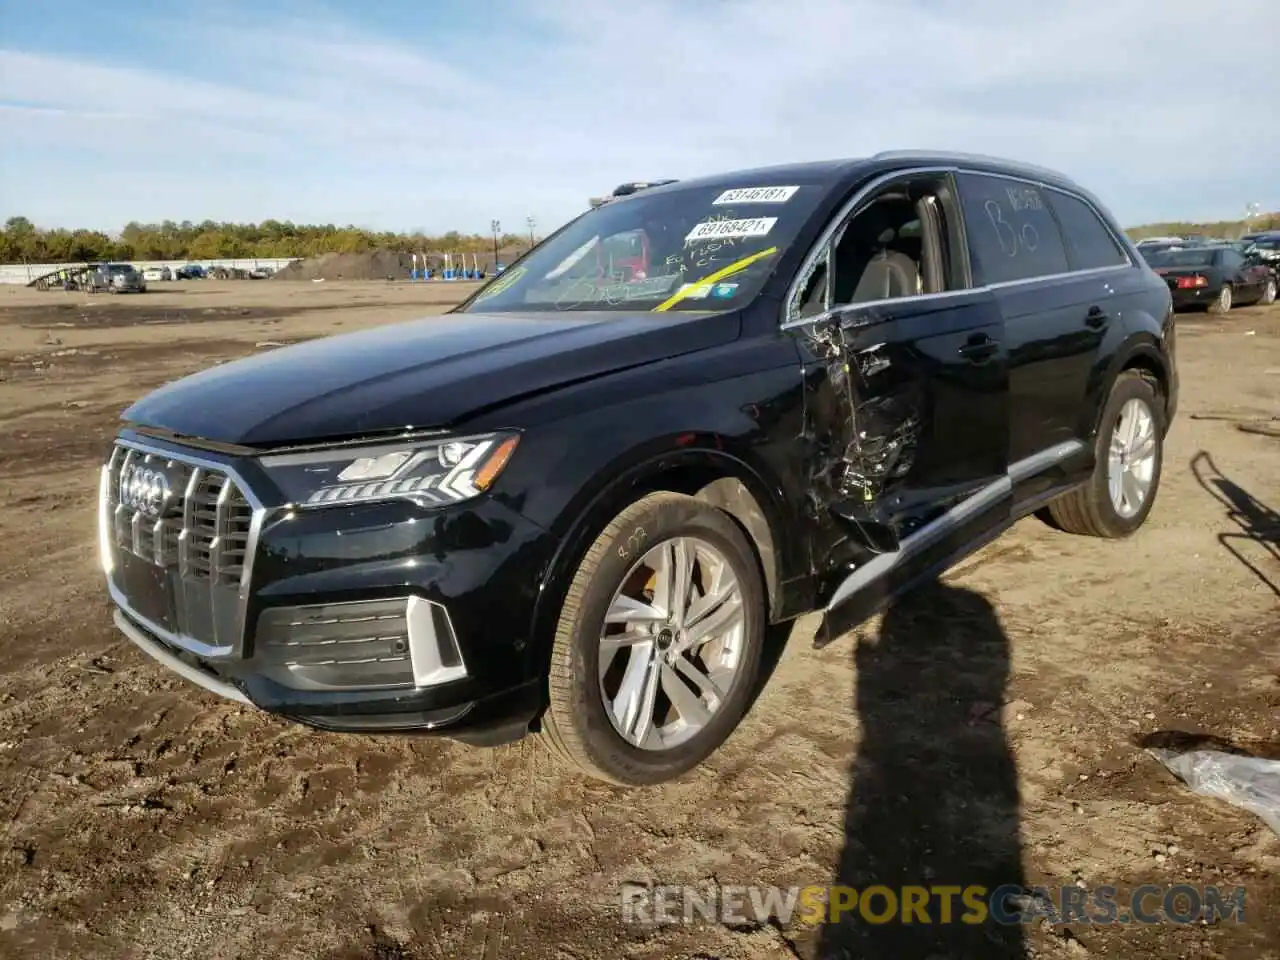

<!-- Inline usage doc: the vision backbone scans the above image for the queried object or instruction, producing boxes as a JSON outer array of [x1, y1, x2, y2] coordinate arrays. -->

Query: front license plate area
[[116, 553, 174, 629]]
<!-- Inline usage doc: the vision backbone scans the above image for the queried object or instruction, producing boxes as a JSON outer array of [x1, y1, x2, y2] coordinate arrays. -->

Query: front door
[[783, 170, 1011, 641]]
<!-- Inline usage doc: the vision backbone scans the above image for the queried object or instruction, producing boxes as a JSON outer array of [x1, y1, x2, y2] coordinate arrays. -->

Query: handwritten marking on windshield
[[652, 246, 779, 313]]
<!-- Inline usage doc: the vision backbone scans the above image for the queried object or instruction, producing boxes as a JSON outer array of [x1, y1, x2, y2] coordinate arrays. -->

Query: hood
[[123, 309, 740, 446]]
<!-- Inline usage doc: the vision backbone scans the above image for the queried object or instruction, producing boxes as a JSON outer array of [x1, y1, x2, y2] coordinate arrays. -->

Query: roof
[[605, 152, 1081, 206]]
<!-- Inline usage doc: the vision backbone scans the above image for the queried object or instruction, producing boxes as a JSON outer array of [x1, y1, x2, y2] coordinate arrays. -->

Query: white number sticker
[[685, 217, 777, 245], [712, 186, 799, 205]]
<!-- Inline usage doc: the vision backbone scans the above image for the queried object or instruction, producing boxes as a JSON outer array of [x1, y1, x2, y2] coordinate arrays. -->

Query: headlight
[[259, 432, 520, 508]]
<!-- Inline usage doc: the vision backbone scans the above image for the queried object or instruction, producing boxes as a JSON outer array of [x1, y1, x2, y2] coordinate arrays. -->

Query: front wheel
[[542, 491, 765, 786], [1046, 371, 1164, 538]]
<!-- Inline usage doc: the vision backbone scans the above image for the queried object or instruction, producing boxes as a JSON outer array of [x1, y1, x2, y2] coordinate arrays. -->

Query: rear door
[[1220, 247, 1264, 299], [954, 173, 1129, 506], [783, 170, 1011, 634]]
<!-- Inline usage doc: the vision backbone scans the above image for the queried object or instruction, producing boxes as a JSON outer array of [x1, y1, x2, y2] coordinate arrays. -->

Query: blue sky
[[2, 0, 1277, 235]]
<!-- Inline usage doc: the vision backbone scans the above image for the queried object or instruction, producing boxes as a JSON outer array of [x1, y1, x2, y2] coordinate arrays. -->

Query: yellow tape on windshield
[[652, 246, 779, 312]]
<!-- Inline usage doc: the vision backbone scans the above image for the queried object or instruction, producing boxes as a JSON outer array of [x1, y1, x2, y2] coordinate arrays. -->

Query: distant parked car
[[174, 264, 206, 279], [1241, 231, 1280, 259], [88, 263, 147, 294], [1144, 244, 1276, 313], [141, 266, 172, 282], [248, 265, 276, 279]]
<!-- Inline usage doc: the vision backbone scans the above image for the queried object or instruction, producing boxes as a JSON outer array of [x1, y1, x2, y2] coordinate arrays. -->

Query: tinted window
[[1220, 249, 1243, 268], [1145, 248, 1215, 268], [1048, 190, 1127, 270], [956, 173, 1069, 284]]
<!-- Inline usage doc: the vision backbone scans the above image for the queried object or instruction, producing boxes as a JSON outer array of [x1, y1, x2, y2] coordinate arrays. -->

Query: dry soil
[[0, 280, 1277, 960]]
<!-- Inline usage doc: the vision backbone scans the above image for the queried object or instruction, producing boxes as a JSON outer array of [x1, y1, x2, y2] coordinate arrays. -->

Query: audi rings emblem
[[119, 464, 172, 517]]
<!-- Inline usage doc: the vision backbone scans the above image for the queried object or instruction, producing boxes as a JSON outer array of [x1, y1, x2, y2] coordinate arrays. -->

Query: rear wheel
[[1208, 283, 1232, 314], [1046, 371, 1164, 539], [542, 492, 765, 786], [1259, 277, 1277, 306]]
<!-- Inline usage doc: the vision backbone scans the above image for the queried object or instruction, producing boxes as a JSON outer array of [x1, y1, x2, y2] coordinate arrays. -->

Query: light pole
[[490, 219, 500, 272], [1244, 202, 1260, 235], [526, 215, 536, 249]]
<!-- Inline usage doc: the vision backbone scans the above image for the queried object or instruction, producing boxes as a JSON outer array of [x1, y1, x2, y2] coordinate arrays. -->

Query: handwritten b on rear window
[[712, 186, 799, 205], [685, 217, 777, 245]]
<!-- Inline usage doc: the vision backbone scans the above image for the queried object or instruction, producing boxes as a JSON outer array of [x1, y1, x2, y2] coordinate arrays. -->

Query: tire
[[1046, 371, 1164, 539], [1207, 283, 1232, 314], [1259, 277, 1277, 306], [542, 491, 766, 786]]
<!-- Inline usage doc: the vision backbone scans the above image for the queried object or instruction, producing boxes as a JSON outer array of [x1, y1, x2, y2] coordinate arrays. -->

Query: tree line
[[2, 211, 1277, 265], [1126, 212, 1279, 240], [0, 216, 539, 264]]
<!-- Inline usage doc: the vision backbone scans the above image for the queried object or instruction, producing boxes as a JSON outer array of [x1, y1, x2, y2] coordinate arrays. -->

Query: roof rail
[[870, 150, 1071, 183], [611, 179, 678, 197]]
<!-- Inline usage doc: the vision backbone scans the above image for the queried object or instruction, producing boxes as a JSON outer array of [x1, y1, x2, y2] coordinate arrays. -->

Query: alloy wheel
[[598, 536, 746, 751], [1107, 397, 1158, 519]]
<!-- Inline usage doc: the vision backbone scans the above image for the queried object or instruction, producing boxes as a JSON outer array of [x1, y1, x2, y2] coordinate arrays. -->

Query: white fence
[[0, 257, 302, 285]]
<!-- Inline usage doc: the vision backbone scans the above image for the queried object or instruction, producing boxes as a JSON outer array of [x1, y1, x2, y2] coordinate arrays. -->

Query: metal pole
[[490, 219, 500, 272], [526, 215, 536, 249]]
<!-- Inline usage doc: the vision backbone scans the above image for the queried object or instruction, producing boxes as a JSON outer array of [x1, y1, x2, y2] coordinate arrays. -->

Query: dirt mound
[[272, 250, 417, 282]]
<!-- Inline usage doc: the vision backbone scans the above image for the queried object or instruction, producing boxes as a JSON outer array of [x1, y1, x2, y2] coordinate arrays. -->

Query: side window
[[786, 174, 966, 323], [1047, 190, 1128, 270], [955, 173, 1069, 285], [1219, 249, 1243, 270]]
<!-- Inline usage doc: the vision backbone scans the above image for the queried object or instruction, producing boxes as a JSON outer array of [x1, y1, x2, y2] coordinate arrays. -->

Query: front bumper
[[102, 432, 550, 736]]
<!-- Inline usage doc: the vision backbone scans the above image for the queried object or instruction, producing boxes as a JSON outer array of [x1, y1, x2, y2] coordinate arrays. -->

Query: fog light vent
[[406, 596, 468, 688]]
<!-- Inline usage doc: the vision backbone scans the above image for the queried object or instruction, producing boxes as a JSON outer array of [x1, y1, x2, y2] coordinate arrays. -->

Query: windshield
[[1249, 237, 1280, 250], [108, 264, 135, 274], [1145, 248, 1217, 267], [458, 181, 828, 313]]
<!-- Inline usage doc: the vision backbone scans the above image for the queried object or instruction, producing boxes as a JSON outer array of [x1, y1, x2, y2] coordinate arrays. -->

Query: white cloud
[[1, 0, 1276, 232]]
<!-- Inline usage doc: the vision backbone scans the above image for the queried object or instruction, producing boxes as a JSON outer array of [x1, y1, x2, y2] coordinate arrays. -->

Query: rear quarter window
[[955, 173, 1069, 285], [1047, 190, 1128, 270]]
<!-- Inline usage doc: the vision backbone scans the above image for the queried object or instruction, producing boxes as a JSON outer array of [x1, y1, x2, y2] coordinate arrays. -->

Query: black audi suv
[[100, 151, 1179, 785]]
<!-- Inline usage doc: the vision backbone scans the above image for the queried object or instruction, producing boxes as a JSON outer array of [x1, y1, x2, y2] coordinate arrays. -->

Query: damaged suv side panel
[[781, 170, 1012, 636]]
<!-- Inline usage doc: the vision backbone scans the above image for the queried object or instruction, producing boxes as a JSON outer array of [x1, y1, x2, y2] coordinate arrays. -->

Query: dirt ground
[[0, 280, 1276, 960]]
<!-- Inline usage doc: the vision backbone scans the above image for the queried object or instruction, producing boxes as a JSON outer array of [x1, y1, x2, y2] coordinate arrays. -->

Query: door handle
[[958, 333, 998, 362], [1085, 306, 1109, 329]]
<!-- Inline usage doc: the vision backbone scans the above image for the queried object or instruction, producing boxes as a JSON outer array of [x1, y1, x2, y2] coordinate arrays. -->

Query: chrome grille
[[102, 442, 258, 656]]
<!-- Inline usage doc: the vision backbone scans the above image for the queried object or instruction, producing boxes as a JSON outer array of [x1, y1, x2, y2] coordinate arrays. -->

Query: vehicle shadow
[[1190, 450, 1280, 597], [817, 577, 1027, 959], [743, 621, 796, 717]]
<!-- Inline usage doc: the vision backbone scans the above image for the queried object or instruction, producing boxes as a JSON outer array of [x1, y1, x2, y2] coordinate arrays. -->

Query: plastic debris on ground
[[1149, 747, 1280, 835]]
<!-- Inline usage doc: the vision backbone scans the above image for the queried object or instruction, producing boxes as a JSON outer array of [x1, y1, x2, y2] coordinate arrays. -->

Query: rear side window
[[956, 173, 1069, 285], [1048, 190, 1128, 270]]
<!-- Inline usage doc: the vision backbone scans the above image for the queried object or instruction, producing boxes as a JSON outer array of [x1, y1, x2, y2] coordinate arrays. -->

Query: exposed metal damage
[[801, 312, 926, 557]]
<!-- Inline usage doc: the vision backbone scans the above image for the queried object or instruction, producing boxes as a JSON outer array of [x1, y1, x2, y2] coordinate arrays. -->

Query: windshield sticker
[[710, 282, 739, 299], [474, 265, 527, 301], [685, 217, 777, 245], [711, 186, 799, 205], [675, 283, 713, 300]]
